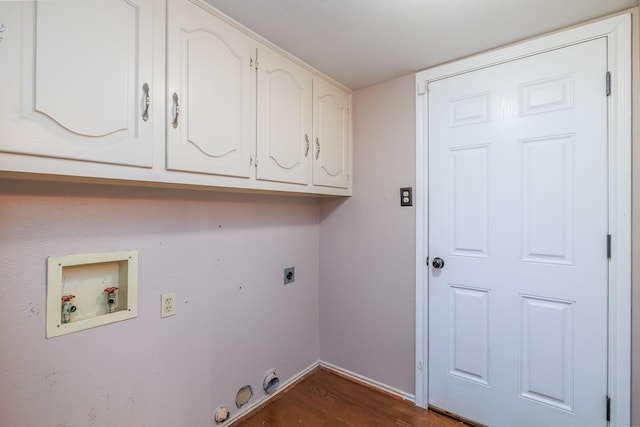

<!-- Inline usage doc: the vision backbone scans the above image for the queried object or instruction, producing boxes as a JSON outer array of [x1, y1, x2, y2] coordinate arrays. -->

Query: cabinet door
[[0, 0, 154, 168], [166, 0, 253, 178], [312, 79, 351, 189], [256, 48, 312, 185]]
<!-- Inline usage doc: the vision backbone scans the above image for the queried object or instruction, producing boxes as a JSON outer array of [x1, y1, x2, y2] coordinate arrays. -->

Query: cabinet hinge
[[607, 234, 612, 259], [606, 395, 611, 422], [426, 256, 429, 266], [606, 71, 611, 96]]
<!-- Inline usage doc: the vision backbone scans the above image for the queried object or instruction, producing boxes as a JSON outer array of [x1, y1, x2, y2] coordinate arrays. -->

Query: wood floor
[[234, 368, 466, 426]]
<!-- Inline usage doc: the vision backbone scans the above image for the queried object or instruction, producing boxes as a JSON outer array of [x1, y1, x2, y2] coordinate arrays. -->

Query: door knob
[[432, 257, 445, 269]]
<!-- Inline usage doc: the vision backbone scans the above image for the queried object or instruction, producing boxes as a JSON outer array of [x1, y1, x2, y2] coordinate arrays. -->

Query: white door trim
[[415, 14, 631, 427]]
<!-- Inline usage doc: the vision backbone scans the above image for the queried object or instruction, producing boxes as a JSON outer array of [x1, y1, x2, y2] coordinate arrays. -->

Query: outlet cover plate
[[284, 267, 295, 285], [400, 187, 413, 207], [161, 292, 176, 318]]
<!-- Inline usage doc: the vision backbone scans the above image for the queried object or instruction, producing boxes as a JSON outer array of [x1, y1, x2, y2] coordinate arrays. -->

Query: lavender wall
[[0, 180, 320, 426], [319, 74, 417, 394]]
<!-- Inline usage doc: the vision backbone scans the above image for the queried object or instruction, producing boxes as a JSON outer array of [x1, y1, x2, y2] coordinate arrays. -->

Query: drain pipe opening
[[235, 385, 253, 409], [263, 370, 280, 394], [214, 405, 230, 424]]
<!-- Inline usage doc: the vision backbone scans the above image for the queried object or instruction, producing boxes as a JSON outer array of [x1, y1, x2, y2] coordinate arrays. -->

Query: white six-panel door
[[427, 38, 608, 426]]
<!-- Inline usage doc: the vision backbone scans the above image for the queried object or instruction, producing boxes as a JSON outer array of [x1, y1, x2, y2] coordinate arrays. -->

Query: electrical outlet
[[161, 292, 176, 318], [284, 267, 295, 285], [400, 187, 413, 207]]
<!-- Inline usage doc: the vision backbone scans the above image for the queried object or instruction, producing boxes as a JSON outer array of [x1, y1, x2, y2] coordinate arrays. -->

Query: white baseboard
[[226, 361, 320, 426], [319, 360, 416, 403]]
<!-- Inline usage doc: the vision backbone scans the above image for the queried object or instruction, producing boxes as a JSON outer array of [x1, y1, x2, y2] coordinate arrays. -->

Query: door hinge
[[606, 71, 611, 96], [606, 396, 611, 422], [417, 81, 427, 96], [607, 234, 612, 259], [426, 256, 429, 266]]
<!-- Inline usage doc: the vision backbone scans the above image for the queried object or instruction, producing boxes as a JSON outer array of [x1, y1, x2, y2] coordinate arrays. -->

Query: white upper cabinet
[[313, 79, 351, 189], [256, 48, 313, 185], [0, 0, 351, 195], [0, 0, 155, 167], [166, 0, 254, 179], [256, 47, 352, 191]]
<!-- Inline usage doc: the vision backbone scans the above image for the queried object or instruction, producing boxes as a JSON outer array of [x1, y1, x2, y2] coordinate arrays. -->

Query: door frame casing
[[415, 14, 631, 426]]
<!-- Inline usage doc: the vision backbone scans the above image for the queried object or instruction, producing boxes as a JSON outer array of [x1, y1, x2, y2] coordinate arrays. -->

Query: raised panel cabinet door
[[0, 0, 155, 168], [256, 48, 312, 185], [312, 79, 351, 189], [166, 0, 253, 179]]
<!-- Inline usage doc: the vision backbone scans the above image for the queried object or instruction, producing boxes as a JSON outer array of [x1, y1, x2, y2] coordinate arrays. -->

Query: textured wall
[[0, 180, 320, 426], [319, 73, 417, 394]]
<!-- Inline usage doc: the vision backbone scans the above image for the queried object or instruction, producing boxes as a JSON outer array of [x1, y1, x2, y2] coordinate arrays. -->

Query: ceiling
[[203, 0, 638, 90]]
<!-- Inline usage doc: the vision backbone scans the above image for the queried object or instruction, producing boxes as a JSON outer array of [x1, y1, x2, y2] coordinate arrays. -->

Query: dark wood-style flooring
[[235, 367, 465, 426]]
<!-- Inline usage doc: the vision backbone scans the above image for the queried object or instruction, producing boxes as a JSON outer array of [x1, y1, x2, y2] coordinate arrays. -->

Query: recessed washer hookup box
[[46, 250, 139, 338]]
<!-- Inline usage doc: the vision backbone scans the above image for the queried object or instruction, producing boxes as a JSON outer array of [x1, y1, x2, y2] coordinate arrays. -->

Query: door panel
[[449, 146, 489, 257], [519, 296, 575, 412], [521, 135, 574, 264], [35, 1, 131, 137], [0, 0, 154, 167], [166, 0, 253, 178], [256, 48, 312, 185], [312, 79, 350, 189], [428, 38, 608, 427], [448, 285, 489, 385]]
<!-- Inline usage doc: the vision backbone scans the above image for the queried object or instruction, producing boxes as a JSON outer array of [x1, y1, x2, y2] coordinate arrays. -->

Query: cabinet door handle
[[172, 93, 180, 129], [304, 134, 310, 157], [142, 83, 150, 122], [315, 137, 320, 160]]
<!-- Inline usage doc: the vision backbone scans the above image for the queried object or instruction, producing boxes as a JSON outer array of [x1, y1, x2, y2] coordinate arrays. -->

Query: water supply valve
[[61, 295, 77, 324], [104, 287, 119, 313]]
